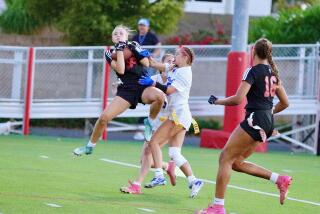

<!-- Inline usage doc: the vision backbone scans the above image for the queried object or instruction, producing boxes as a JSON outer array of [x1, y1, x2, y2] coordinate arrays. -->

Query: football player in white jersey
[[120, 54, 178, 194], [138, 47, 204, 198]]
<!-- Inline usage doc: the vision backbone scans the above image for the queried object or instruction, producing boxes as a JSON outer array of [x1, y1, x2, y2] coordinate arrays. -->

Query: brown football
[[111, 47, 133, 60]]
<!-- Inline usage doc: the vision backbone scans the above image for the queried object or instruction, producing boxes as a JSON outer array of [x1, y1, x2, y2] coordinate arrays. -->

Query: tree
[[249, 4, 320, 44], [0, 0, 40, 34], [26, 0, 185, 45]]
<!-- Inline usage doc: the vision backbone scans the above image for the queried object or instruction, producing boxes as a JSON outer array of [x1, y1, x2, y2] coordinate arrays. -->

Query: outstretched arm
[[149, 57, 166, 72], [140, 57, 150, 67], [138, 75, 176, 95], [214, 81, 251, 106]]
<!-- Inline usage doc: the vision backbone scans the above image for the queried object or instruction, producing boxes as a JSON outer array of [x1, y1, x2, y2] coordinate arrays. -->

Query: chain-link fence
[[107, 45, 232, 98], [145, 44, 319, 99], [0, 47, 28, 102], [271, 44, 319, 99], [1, 44, 318, 152], [0, 45, 313, 105], [33, 47, 105, 102], [1, 44, 319, 117]]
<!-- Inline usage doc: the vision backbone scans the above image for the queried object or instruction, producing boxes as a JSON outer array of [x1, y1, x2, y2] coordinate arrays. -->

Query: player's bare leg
[[73, 96, 130, 156], [141, 87, 165, 141], [169, 130, 204, 198]]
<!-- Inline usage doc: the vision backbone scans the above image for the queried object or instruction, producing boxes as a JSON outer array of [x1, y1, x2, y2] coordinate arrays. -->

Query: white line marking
[[138, 208, 156, 213], [40, 155, 49, 159], [100, 158, 185, 177], [45, 203, 62, 208], [100, 158, 320, 207], [282, 169, 293, 173]]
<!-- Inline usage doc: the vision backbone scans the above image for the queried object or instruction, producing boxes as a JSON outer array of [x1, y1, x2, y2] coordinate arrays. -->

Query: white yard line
[[137, 208, 156, 213], [40, 155, 49, 159], [100, 158, 320, 207], [44, 203, 62, 208]]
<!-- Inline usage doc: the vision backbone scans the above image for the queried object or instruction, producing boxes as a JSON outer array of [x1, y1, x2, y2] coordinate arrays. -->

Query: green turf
[[0, 135, 319, 214]]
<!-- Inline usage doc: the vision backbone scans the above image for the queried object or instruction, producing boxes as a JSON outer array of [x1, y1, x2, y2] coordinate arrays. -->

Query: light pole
[[223, 0, 249, 133]]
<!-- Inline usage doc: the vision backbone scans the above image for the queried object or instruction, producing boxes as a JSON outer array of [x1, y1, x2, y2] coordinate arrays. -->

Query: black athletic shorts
[[240, 109, 274, 142], [116, 84, 148, 109]]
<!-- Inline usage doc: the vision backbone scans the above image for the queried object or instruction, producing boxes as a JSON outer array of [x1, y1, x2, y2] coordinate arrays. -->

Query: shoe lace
[[194, 180, 202, 186], [190, 180, 200, 189]]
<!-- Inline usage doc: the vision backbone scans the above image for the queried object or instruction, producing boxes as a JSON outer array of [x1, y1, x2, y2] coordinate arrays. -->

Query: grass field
[[0, 135, 319, 214]]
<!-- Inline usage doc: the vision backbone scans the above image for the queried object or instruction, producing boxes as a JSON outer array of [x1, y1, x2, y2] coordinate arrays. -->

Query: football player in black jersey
[[73, 25, 166, 156], [197, 38, 292, 214]]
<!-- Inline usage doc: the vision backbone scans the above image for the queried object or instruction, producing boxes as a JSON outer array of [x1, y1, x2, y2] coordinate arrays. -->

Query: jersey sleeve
[[171, 69, 191, 92], [127, 41, 151, 61], [242, 67, 255, 85]]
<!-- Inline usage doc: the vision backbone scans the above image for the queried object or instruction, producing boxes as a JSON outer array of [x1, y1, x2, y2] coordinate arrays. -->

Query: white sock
[[213, 197, 225, 206], [87, 141, 96, 147], [133, 181, 141, 186], [187, 175, 196, 186], [270, 172, 279, 183], [155, 168, 164, 178]]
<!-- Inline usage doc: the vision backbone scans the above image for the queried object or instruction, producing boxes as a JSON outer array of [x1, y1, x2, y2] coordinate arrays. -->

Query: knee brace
[[168, 147, 187, 167]]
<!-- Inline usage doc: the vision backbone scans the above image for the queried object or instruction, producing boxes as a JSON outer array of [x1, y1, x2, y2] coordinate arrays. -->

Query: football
[[111, 47, 133, 60]]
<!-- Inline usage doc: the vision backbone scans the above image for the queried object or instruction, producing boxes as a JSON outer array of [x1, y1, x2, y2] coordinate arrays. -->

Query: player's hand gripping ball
[[111, 47, 133, 60], [111, 41, 133, 60]]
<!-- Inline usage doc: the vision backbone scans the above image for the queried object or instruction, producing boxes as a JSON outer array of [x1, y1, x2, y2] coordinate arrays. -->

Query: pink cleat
[[166, 160, 176, 186], [120, 180, 142, 194], [195, 204, 226, 214], [276, 175, 292, 205]]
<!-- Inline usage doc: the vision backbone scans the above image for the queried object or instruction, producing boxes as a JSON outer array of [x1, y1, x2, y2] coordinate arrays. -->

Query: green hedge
[[30, 119, 86, 129], [189, 118, 221, 134]]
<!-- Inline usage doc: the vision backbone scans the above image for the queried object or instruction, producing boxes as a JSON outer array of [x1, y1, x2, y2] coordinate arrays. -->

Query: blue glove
[[138, 75, 154, 86], [208, 95, 218, 105]]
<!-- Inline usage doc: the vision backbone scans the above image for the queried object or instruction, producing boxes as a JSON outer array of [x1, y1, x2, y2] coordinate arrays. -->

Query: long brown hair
[[254, 38, 279, 82]]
